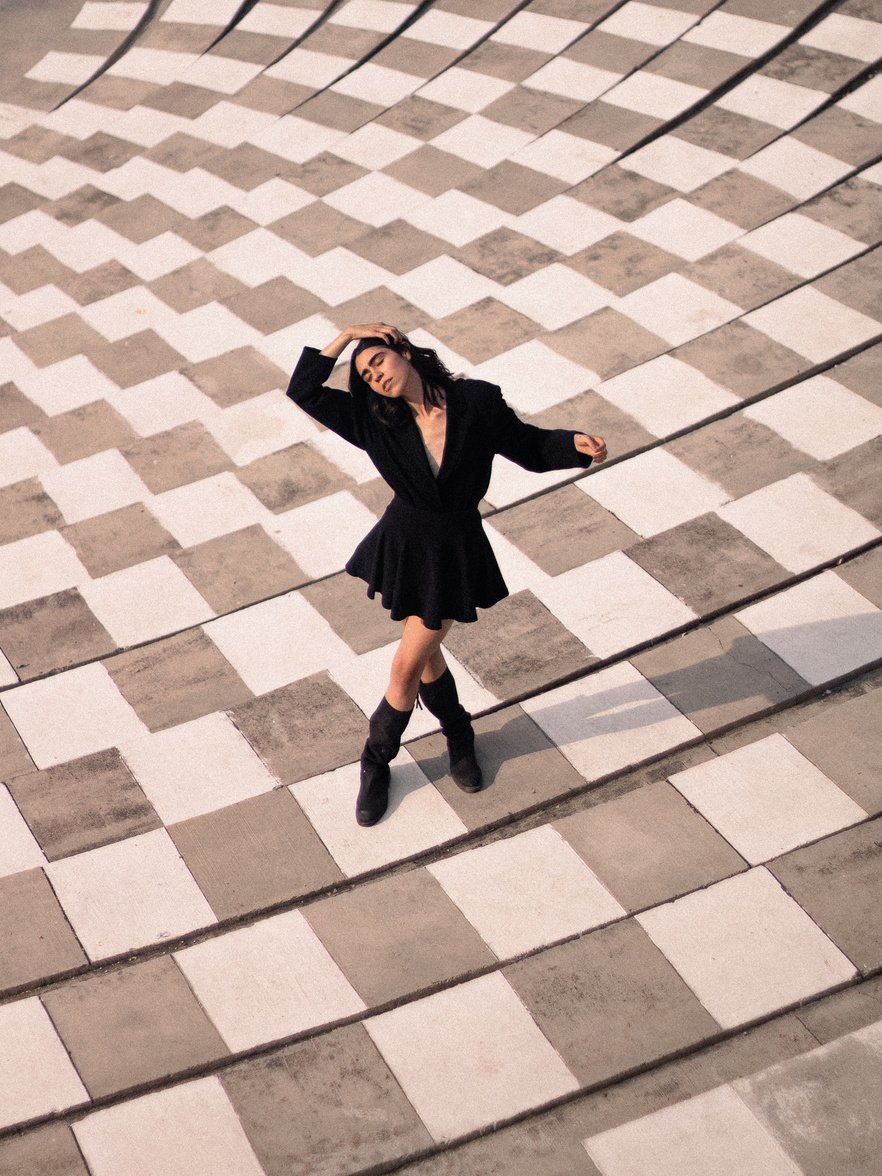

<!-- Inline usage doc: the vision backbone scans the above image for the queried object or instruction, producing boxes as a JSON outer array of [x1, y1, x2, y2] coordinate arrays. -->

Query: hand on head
[[346, 322, 404, 346]]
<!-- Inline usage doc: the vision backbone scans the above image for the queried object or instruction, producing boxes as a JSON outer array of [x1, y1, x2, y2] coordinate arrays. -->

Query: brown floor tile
[[62, 259, 141, 306], [765, 42, 864, 93], [79, 74, 160, 110], [58, 131, 143, 173], [349, 219, 451, 275], [561, 101, 661, 152], [668, 413, 810, 499], [142, 131, 221, 173], [172, 525, 305, 613], [43, 184, 122, 227], [408, 704, 587, 832], [269, 202, 369, 257], [0, 707, 35, 782], [547, 307, 668, 380], [0, 182, 43, 225], [96, 193, 185, 244], [460, 37, 551, 82], [63, 502, 180, 578], [43, 956, 228, 1099], [329, 288, 429, 337], [461, 161, 567, 215], [300, 571, 401, 655], [568, 232, 681, 296], [105, 628, 252, 732], [31, 400, 137, 464], [89, 329, 186, 388], [169, 790, 342, 919], [558, 776, 744, 912], [832, 342, 882, 407], [632, 615, 810, 734], [531, 387, 655, 456], [385, 144, 483, 198], [281, 152, 369, 198], [2, 125, 73, 163], [0, 1123, 88, 1176], [675, 106, 777, 159], [8, 748, 160, 861], [569, 29, 651, 73], [444, 589, 594, 698], [224, 277, 327, 333], [0, 869, 87, 993], [13, 314, 108, 367], [627, 512, 790, 614], [671, 320, 811, 397], [237, 442, 355, 512], [149, 257, 248, 313], [801, 178, 882, 245], [785, 681, 882, 814], [140, 80, 220, 117], [373, 33, 457, 78], [815, 249, 882, 321], [222, 1023, 433, 1176], [0, 589, 117, 681], [796, 976, 882, 1046], [838, 546, 882, 608], [122, 421, 232, 494], [376, 95, 466, 141], [689, 169, 796, 229], [0, 382, 44, 431], [298, 91, 382, 134], [506, 919, 721, 1085], [305, 869, 495, 1006], [433, 298, 539, 364], [649, 40, 745, 89], [492, 483, 639, 576], [183, 346, 287, 407], [793, 106, 882, 167], [482, 86, 582, 136], [685, 244, 798, 310], [812, 435, 882, 527], [233, 77, 312, 118], [572, 165, 674, 223], [0, 478, 63, 544], [770, 818, 882, 973], [456, 227, 561, 286], [175, 205, 257, 252], [232, 672, 367, 784], [0, 245, 72, 293]]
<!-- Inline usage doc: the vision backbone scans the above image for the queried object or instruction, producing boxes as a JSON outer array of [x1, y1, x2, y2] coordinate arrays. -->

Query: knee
[[389, 652, 424, 698]]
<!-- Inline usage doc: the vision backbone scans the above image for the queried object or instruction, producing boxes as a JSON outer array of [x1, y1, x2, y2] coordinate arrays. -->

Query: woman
[[287, 322, 607, 826]]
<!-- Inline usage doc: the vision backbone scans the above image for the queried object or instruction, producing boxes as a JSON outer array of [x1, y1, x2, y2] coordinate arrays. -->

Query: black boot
[[419, 668, 482, 792], [357, 698, 412, 826]]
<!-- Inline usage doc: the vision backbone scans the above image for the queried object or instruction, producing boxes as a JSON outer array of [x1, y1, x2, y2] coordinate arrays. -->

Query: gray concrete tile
[[0, 1123, 88, 1176], [0, 479, 64, 546], [183, 346, 287, 408], [172, 525, 306, 614], [122, 422, 232, 495], [301, 571, 401, 655], [0, 868, 87, 993], [667, 413, 812, 499], [814, 435, 882, 527], [671, 320, 812, 397]]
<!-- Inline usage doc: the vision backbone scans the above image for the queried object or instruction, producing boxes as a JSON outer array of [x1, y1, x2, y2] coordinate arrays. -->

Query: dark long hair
[[349, 335, 457, 428]]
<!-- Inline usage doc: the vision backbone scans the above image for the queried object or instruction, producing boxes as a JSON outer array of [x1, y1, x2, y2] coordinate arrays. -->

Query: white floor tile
[[839, 74, 882, 123], [432, 114, 534, 168], [1, 663, 148, 770], [154, 303, 261, 364], [405, 189, 512, 247], [184, 56, 262, 95], [800, 12, 882, 64], [16, 354, 120, 415], [205, 590, 353, 694], [669, 733, 866, 864], [536, 551, 697, 659], [26, 51, 104, 85], [637, 867, 856, 1028], [365, 972, 578, 1141], [323, 171, 426, 227], [291, 757, 467, 878], [253, 113, 347, 164], [596, 355, 739, 436], [584, 1084, 803, 1176], [471, 339, 598, 414], [603, 72, 707, 120], [80, 286, 177, 342], [736, 571, 882, 686], [332, 0, 418, 35], [305, 247, 394, 305], [524, 57, 620, 103], [46, 828, 215, 960], [522, 660, 701, 781], [79, 556, 214, 647], [265, 46, 352, 87], [745, 375, 882, 458], [332, 62, 423, 106], [405, 8, 492, 49], [162, 0, 240, 22], [0, 784, 47, 878], [39, 450, 150, 526], [599, 1, 697, 45], [516, 194, 623, 254], [0, 531, 87, 611], [0, 998, 87, 1130], [583, 448, 730, 538], [717, 472, 878, 573], [210, 227, 314, 285], [205, 389, 316, 465], [148, 473, 269, 547], [0, 282, 78, 331], [331, 122, 421, 169], [617, 273, 741, 346], [73, 2, 148, 31], [745, 286, 880, 363], [485, 454, 579, 509], [189, 101, 279, 150], [269, 490, 379, 579], [739, 137, 852, 199], [684, 11, 788, 56], [429, 826, 625, 958], [239, 3, 314, 37], [417, 65, 513, 112], [391, 255, 498, 319], [512, 129, 616, 184], [628, 198, 742, 261], [740, 211, 864, 278], [175, 909, 364, 1051], [496, 263, 613, 330], [718, 74, 826, 129], [492, 11, 588, 54], [121, 712, 278, 825], [0, 426, 58, 489], [619, 136, 733, 192], [109, 372, 220, 437], [74, 1078, 265, 1176]]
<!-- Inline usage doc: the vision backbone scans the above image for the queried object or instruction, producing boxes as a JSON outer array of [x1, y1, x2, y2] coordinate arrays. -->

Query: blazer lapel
[[436, 382, 465, 486]]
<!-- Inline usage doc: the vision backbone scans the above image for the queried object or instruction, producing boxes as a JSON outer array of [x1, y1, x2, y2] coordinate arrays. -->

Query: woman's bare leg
[[385, 616, 453, 711]]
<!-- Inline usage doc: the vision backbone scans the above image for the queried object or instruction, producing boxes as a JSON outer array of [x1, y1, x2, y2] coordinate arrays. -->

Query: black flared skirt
[[345, 497, 509, 630]]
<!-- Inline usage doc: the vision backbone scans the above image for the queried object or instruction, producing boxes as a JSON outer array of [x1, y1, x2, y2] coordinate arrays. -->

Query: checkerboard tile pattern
[[1, 0, 882, 1163]]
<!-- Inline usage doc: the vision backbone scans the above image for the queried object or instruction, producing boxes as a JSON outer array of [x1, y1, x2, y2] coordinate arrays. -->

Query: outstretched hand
[[575, 433, 607, 463]]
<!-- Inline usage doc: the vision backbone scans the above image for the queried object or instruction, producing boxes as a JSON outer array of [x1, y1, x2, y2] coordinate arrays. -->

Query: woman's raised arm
[[320, 322, 404, 359]]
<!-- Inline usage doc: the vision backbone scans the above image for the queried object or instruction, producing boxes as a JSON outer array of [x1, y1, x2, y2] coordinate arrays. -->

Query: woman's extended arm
[[490, 387, 607, 471], [320, 322, 403, 359]]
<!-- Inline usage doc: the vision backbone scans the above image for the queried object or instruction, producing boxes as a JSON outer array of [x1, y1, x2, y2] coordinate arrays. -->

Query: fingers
[[348, 322, 403, 344]]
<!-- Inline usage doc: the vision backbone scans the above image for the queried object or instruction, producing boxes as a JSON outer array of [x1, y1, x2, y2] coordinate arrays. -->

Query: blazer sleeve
[[488, 385, 593, 473], [286, 346, 366, 449]]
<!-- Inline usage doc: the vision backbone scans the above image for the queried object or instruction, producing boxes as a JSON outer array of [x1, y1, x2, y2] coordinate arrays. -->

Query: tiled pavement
[[1, 0, 882, 1171]]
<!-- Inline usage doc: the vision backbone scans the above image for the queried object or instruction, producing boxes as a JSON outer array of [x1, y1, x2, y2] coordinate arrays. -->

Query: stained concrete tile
[[0, 1123, 88, 1176], [0, 868, 87, 993], [506, 919, 720, 1086], [690, 168, 796, 229], [172, 525, 306, 613], [792, 105, 882, 168], [31, 401, 138, 464], [632, 616, 811, 733], [170, 790, 343, 920], [627, 513, 790, 615], [461, 160, 568, 214], [557, 779, 746, 913], [183, 345, 287, 407], [547, 307, 668, 380], [837, 547, 882, 611], [671, 319, 811, 398], [236, 441, 354, 512], [0, 588, 117, 681], [802, 177, 882, 245], [831, 342, 882, 408], [568, 231, 681, 296], [795, 975, 882, 1045], [0, 479, 61, 545], [672, 104, 778, 159], [122, 421, 232, 493], [443, 590, 594, 699], [409, 703, 587, 832], [0, 707, 35, 784], [232, 672, 367, 785], [305, 867, 494, 1005], [0, 385, 45, 434], [300, 570, 401, 655], [433, 298, 540, 364], [222, 1024, 433, 1176], [770, 818, 882, 973], [149, 257, 248, 314], [89, 329, 187, 390], [666, 414, 811, 500], [8, 747, 160, 861], [814, 435, 882, 528], [43, 956, 228, 1099], [104, 628, 252, 732]]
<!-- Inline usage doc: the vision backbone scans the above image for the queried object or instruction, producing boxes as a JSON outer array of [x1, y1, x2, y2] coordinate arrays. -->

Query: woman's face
[[356, 345, 421, 400]]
